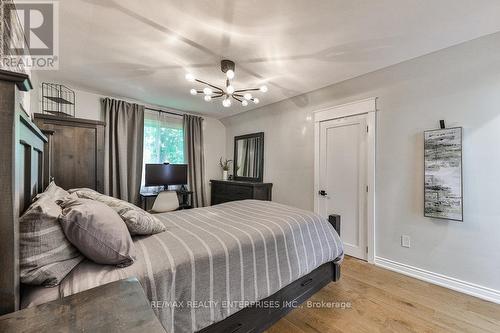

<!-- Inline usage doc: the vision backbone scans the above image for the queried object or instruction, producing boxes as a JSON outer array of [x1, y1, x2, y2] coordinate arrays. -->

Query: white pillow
[[151, 191, 180, 213]]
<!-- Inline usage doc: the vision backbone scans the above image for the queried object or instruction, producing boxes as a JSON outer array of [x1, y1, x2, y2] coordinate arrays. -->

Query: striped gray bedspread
[[31, 200, 343, 333]]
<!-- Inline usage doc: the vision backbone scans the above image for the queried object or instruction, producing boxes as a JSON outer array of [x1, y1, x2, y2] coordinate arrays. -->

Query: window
[[142, 109, 184, 192]]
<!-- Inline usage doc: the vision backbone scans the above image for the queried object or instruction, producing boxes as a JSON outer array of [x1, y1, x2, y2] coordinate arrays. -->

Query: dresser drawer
[[210, 180, 272, 205], [226, 184, 252, 196], [211, 192, 251, 205], [212, 194, 234, 205], [212, 183, 251, 196]]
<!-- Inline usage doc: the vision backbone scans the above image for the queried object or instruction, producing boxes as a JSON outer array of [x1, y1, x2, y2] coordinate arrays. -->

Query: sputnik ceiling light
[[185, 60, 268, 108]]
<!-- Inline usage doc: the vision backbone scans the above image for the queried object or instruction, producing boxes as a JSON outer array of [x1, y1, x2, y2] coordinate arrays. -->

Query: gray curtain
[[102, 98, 144, 205], [183, 114, 206, 207]]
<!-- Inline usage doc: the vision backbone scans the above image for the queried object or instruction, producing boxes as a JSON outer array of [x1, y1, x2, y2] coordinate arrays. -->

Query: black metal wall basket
[[41, 82, 75, 117]]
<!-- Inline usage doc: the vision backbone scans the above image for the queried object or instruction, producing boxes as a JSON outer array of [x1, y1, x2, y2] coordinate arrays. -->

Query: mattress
[[22, 200, 343, 333]]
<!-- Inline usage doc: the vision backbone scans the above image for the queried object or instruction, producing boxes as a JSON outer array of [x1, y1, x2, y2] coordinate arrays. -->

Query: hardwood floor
[[266, 256, 500, 333]]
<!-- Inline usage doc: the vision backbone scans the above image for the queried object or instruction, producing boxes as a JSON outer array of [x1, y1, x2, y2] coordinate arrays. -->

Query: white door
[[318, 114, 368, 260]]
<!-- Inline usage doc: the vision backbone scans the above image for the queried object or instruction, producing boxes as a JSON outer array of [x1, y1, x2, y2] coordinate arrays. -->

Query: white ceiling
[[36, 0, 500, 118]]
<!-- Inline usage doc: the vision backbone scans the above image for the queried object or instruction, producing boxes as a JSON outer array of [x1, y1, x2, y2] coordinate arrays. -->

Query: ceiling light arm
[[211, 93, 225, 99], [194, 79, 224, 93], [234, 88, 260, 93], [232, 95, 243, 103]]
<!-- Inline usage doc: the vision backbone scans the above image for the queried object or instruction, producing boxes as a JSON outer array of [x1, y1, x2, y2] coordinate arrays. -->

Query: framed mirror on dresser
[[211, 132, 272, 205], [233, 132, 264, 182]]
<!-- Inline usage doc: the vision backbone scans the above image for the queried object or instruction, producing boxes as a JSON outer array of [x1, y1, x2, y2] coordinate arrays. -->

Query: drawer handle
[[229, 323, 243, 333], [301, 278, 313, 287]]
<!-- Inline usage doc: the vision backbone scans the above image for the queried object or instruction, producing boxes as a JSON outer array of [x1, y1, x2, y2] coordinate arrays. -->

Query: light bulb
[[226, 69, 235, 79], [259, 85, 268, 93], [244, 93, 252, 100], [222, 98, 231, 107], [204, 95, 212, 102], [203, 87, 213, 95], [190, 89, 197, 95], [185, 73, 195, 82], [241, 100, 248, 107], [226, 85, 235, 94], [253, 98, 260, 104]]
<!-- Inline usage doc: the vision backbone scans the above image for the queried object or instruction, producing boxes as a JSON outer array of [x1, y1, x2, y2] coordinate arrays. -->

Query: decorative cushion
[[69, 188, 166, 235], [20, 182, 84, 287], [59, 196, 136, 267], [151, 191, 179, 213]]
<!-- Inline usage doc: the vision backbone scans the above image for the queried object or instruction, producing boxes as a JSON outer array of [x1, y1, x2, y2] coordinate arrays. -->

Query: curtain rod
[[146, 107, 183, 117], [146, 107, 204, 120]]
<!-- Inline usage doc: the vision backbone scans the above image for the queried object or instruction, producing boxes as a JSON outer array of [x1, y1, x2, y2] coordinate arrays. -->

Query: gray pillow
[[59, 196, 136, 267], [20, 182, 84, 287], [69, 188, 166, 235]]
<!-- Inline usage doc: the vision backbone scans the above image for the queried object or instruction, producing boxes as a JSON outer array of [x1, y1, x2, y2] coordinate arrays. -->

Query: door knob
[[319, 190, 328, 196]]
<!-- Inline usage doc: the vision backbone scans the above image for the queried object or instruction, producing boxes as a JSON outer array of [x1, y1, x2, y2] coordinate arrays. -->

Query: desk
[[140, 190, 193, 211]]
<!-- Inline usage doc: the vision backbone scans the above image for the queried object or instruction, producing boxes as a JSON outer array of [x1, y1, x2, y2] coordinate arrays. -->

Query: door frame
[[314, 98, 377, 263]]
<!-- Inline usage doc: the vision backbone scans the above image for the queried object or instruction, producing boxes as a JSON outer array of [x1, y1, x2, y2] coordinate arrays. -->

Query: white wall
[[203, 117, 226, 203], [30, 84, 226, 202], [223, 101, 316, 211], [72, 89, 102, 121], [222, 32, 500, 294], [22, 70, 39, 116]]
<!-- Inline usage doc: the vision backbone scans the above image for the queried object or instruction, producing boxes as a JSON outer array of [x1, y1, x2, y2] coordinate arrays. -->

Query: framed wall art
[[424, 127, 463, 221]]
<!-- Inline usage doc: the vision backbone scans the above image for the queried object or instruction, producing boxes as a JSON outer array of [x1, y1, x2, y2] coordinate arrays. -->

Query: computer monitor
[[145, 164, 188, 189]]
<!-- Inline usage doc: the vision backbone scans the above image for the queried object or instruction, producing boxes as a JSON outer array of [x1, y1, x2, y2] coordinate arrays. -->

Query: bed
[[0, 79, 343, 333], [21, 200, 343, 332]]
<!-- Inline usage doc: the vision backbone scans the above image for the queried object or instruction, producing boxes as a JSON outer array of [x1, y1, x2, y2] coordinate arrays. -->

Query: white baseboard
[[374, 256, 500, 304]]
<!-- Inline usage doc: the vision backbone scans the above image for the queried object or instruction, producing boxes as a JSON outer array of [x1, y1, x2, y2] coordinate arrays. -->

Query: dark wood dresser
[[33, 113, 105, 192], [210, 180, 273, 205]]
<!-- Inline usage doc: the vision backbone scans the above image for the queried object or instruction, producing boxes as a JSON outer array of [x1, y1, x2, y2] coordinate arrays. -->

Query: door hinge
[[366, 125, 369, 133], [366, 185, 369, 193], [366, 246, 369, 254]]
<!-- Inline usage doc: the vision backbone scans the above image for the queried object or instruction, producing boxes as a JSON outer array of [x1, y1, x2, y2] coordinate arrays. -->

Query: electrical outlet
[[401, 235, 411, 248]]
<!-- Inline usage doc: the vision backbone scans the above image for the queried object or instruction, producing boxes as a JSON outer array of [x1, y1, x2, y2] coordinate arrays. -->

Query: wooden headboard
[[0, 71, 46, 315]]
